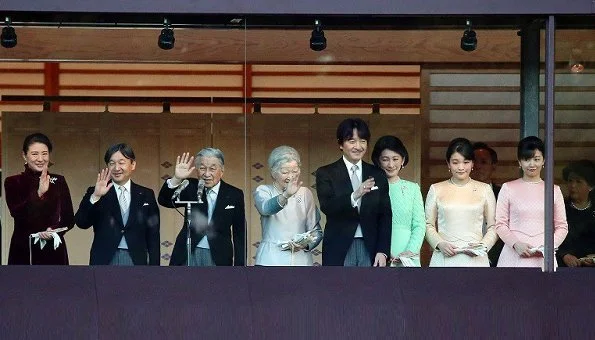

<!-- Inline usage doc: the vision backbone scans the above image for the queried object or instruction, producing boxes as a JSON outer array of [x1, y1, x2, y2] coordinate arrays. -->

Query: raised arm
[[253, 185, 284, 216], [315, 167, 355, 217], [74, 187, 98, 229]]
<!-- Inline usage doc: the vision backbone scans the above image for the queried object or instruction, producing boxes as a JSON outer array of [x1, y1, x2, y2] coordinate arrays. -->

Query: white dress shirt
[[342, 156, 363, 238]]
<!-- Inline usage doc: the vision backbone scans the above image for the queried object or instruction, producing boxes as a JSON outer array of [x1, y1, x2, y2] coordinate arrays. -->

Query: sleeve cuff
[[166, 178, 182, 189], [350, 193, 360, 207], [89, 195, 100, 204]]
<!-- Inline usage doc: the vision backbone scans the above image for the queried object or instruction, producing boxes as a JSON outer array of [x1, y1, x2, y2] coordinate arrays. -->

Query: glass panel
[[552, 24, 595, 269], [0, 21, 249, 266]]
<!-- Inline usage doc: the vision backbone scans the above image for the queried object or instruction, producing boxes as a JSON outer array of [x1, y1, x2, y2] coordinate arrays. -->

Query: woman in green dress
[[372, 136, 425, 267]]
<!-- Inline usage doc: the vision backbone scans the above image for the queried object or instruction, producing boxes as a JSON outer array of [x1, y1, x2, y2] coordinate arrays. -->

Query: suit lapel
[[333, 159, 352, 190], [361, 162, 370, 208], [210, 181, 227, 226], [125, 182, 140, 228], [106, 186, 125, 227]]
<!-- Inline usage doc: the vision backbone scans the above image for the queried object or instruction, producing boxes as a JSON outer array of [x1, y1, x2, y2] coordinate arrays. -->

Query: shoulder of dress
[[473, 180, 491, 190], [431, 180, 449, 189], [254, 184, 272, 192], [401, 179, 420, 188], [4, 173, 21, 183]]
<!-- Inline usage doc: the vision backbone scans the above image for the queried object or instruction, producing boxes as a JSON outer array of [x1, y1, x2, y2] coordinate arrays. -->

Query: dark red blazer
[[4, 166, 75, 265]]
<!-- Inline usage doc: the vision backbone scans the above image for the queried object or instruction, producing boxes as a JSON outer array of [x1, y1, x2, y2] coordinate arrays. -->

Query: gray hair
[[195, 147, 225, 169], [268, 145, 301, 176]]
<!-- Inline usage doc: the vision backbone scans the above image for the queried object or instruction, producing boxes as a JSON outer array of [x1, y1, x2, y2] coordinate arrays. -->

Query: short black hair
[[563, 160, 595, 187], [446, 137, 474, 161], [371, 135, 409, 167], [472, 142, 498, 164], [23, 133, 53, 154], [517, 136, 544, 161], [336, 118, 371, 144], [104, 143, 136, 164]]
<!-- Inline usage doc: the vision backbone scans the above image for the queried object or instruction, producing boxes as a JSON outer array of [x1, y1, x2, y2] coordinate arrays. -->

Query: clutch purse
[[279, 229, 320, 251]]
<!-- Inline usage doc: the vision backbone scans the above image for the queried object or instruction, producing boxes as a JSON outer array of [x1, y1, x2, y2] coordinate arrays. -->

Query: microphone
[[197, 179, 205, 203], [171, 179, 190, 200]]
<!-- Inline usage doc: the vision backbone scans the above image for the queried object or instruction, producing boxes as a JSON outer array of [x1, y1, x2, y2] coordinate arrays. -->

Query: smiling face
[[519, 150, 544, 181], [107, 151, 136, 185], [197, 156, 224, 188], [340, 129, 367, 164], [378, 149, 404, 182], [22, 142, 50, 172], [448, 151, 473, 182], [273, 160, 300, 190]]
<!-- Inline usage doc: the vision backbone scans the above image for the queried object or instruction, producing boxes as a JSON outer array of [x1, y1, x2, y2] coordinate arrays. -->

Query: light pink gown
[[495, 178, 568, 268]]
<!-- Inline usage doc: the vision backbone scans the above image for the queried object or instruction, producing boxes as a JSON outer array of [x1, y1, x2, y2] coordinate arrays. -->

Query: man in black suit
[[158, 148, 245, 266], [75, 143, 160, 265], [471, 142, 503, 267], [316, 118, 392, 266]]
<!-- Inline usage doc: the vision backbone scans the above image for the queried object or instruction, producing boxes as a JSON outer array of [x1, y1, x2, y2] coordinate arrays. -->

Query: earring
[[24, 161, 27, 165]]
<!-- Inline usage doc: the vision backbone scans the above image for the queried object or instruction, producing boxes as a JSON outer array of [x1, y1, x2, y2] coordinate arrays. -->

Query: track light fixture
[[310, 20, 326, 51], [158, 18, 175, 50], [1, 17, 17, 48], [460, 20, 477, 52]]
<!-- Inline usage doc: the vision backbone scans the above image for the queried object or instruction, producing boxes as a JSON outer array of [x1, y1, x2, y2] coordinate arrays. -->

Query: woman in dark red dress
[[4, 133, 75, 265]]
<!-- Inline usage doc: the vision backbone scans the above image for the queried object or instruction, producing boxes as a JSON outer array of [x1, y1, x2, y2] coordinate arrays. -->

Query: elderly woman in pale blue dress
[[253, 146, 323, 266]]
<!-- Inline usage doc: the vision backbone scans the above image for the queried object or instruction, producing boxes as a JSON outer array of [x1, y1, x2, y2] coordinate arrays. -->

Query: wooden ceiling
[[0, 27, 593, 64]]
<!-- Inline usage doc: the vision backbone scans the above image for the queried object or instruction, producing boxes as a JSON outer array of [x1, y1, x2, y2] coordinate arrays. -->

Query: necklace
[[449, 178, 470, 187], [571, 201, 591, 211], [521, 177, 543, 184]]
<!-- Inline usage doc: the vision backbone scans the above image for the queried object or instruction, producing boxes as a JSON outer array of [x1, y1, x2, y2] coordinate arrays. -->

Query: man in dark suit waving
[[158, 148, 245, 266], [316, 118, 391, 266], [75, 143, 160, 265]]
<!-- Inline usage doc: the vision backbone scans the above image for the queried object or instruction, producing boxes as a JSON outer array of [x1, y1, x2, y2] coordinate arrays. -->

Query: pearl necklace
[[449, 178, 470, 187], [571, 201, 591, 211]]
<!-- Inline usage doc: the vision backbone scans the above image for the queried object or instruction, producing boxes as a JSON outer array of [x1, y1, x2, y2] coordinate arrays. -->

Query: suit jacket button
[[121, 230, 125, 234]]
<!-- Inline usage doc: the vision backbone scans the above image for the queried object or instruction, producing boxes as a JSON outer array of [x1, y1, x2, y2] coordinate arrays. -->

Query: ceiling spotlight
[[460, 20, 477, 52], [1, 17, 17, 49], [158, 18, 175, 50], [310, 20, 326, 51]]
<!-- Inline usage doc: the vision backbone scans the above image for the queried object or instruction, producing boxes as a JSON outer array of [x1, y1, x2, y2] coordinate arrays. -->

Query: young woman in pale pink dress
[[496, 136, 568, 268]]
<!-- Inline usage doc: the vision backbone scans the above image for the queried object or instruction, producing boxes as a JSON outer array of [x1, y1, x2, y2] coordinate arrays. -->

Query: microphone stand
[[176, 197, 203, 266]]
